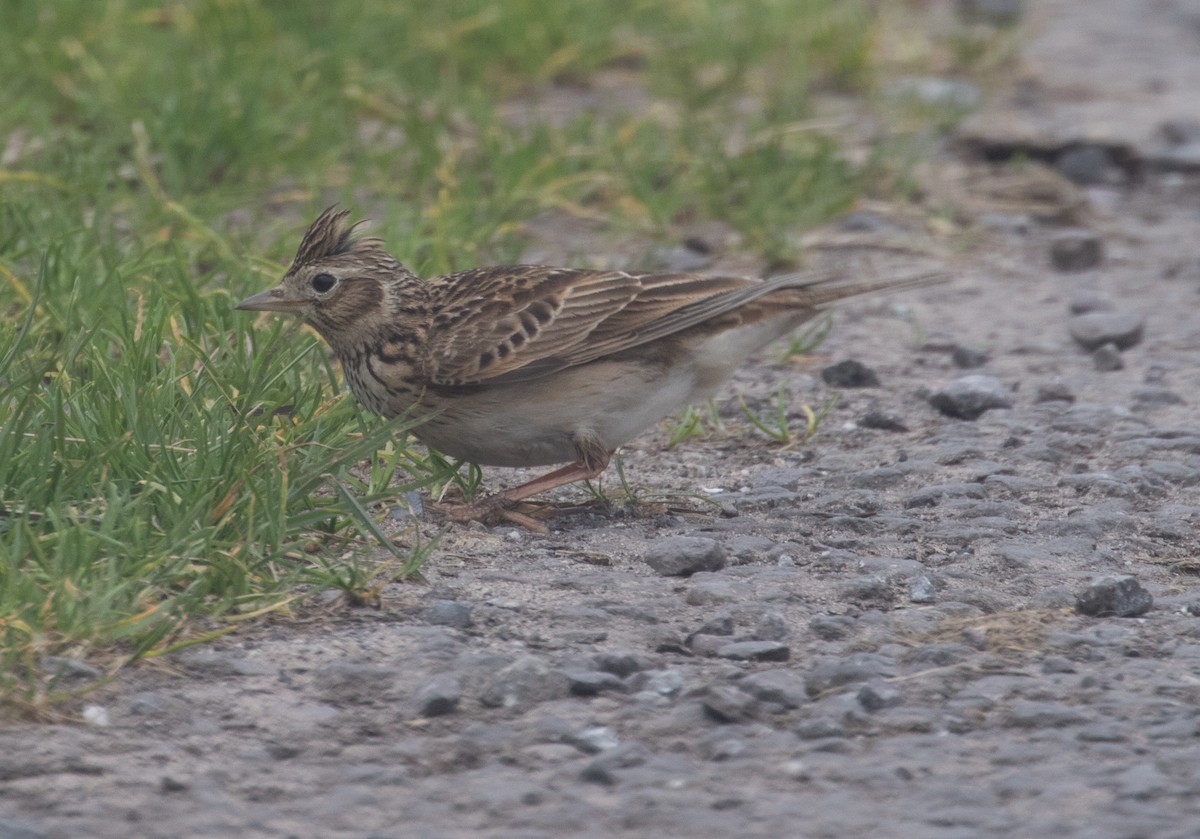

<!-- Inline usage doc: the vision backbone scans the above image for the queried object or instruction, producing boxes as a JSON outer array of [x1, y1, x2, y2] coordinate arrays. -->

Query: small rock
[[480, 656, 569, 709], [702, 685, 760, 723], [928, 375, 1013, 420], [909, 575, 937, 603], [739, 669, 808, 709], [425, 600, 473, 629], [1132, 387, 1185, 408], [858, 681, 903, 712], [1068, 312, 1144, 351], [1068, 292, 1113, 315], [1075, 575, 1153, 617], [821, 359, 880, 388], [752, 610, 789, 642], [565, 671, 625, 696], [81, 705, 110, 727], [1035, 383, 1075, 403], [696, 613, 734, 636], [579, 743, 649, 785], [1003, 701, 1090, 729], [1092, 343, 1124, 371], [643, 536, 726, 577], [594, 651, 643, 678], [951, 346, 989, 369], [1049, 229, 1104, 272], [810, 614, 856, 640], [716, 641, 791, 662], [859, 409, 909, 432], [412, 674, 462, 717], [631, 669, 685, 697], [1055, 145, 1117, 185], [570, 726, 619, 754]]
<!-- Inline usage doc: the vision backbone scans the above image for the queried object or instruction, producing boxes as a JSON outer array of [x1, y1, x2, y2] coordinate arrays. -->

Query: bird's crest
[[290, 206, 384, 268]]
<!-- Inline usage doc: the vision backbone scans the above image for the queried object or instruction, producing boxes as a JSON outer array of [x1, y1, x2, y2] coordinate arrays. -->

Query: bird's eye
[[311, 273, 337, 294]]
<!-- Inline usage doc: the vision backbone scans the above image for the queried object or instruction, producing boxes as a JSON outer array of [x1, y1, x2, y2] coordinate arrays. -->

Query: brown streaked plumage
[[237, 206, 943, 529]]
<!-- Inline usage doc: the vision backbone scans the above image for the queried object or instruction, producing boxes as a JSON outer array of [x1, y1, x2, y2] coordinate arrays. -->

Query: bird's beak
[[235, 286, 306, 313]]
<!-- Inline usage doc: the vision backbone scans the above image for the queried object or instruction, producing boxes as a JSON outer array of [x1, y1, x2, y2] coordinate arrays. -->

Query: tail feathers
[[765, 270, 952, 309]]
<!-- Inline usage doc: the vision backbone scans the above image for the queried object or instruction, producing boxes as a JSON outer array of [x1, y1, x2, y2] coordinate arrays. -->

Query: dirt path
[[4, 1, 1200, 837]]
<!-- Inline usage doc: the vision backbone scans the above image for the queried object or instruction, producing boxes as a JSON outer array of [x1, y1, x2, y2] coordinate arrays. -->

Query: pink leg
[[439, 454, 611, 531]]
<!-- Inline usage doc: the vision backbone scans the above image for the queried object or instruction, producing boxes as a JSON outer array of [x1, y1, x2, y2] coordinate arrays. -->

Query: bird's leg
[[438, 452, 612, 532]]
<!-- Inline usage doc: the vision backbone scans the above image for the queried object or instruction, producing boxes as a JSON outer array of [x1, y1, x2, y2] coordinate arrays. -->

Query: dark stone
[[716, 641, 791, 662], [1035, 382, 1075, 403], [928, 375, 1013, 420], [564, 670, 626, 696], [425, 599, 473, 629], [702, 685, 760, 723], [859, 409, 909, 432], [738, 669, 808, 709], [1092, 343, 1124, 371], [1049, 229, 1104, 271], [1055, 145, 1117, 185], [1075, 575, 1153, 617], [412, 674, 462, 717], [479, 656, 570, 709], [951, 346, 989, 369], [821, 359, 880, 388]]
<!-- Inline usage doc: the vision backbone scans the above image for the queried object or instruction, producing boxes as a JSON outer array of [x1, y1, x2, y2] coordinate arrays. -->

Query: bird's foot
[[434, 496, 551, 534]]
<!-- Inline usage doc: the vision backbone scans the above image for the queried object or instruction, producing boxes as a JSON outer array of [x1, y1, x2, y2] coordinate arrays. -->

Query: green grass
[[0, 0, 970, 712]]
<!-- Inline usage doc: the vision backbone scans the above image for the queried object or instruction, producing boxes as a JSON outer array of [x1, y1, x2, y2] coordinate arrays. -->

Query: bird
[[237, 206, 942, 528]]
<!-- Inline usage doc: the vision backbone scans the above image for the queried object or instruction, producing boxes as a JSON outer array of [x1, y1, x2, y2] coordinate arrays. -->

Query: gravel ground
[[5, 1, 1200, 837]]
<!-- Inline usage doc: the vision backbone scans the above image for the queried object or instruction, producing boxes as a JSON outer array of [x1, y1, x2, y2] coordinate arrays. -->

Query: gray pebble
[[1092, 342, 1124, 371], [821, 359, 880, 388], [1075, 575, 1153, 617], [643, 536, 726, 576], [716, 640, 791, 662], [686, 579, 740, 605], [1003, 701, 1091, 728], [910, 575, 938, 603], [859, 409, 910, 432], [857, 681, 903, 712], [905, 482, 986, 508], [752, 610, 789, 641], [1049, 229, 1104, 271], [593, 651, 644, 677], [1035, 382, 1076, 403], [702, 684, 760, 723], [951, 346, 989, 369], [579, 742, 649, 785], [688, 633, 731, 657], [1132, 386, 1185, 408], [1055, 145, 1117, 185], [425, 599, 473, 629], [928, 375, 1013, 420], [696, 612, 734, 636], [1068, 311, 1144, 351], [569, 726, 619, 754], [479, 656, 569, 709], [738, 669, 808, 709], [806, 653, 896, 696], [564, 670, 625, 696], [810, 614, 857, 640], [630, 669, 685, 697]]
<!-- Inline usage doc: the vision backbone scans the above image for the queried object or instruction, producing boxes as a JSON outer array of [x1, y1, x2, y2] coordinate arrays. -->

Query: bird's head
[[236, 207, 419, 347]]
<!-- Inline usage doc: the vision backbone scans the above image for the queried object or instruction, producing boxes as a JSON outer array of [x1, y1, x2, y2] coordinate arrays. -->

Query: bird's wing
[[421, 265, 790, 386]]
